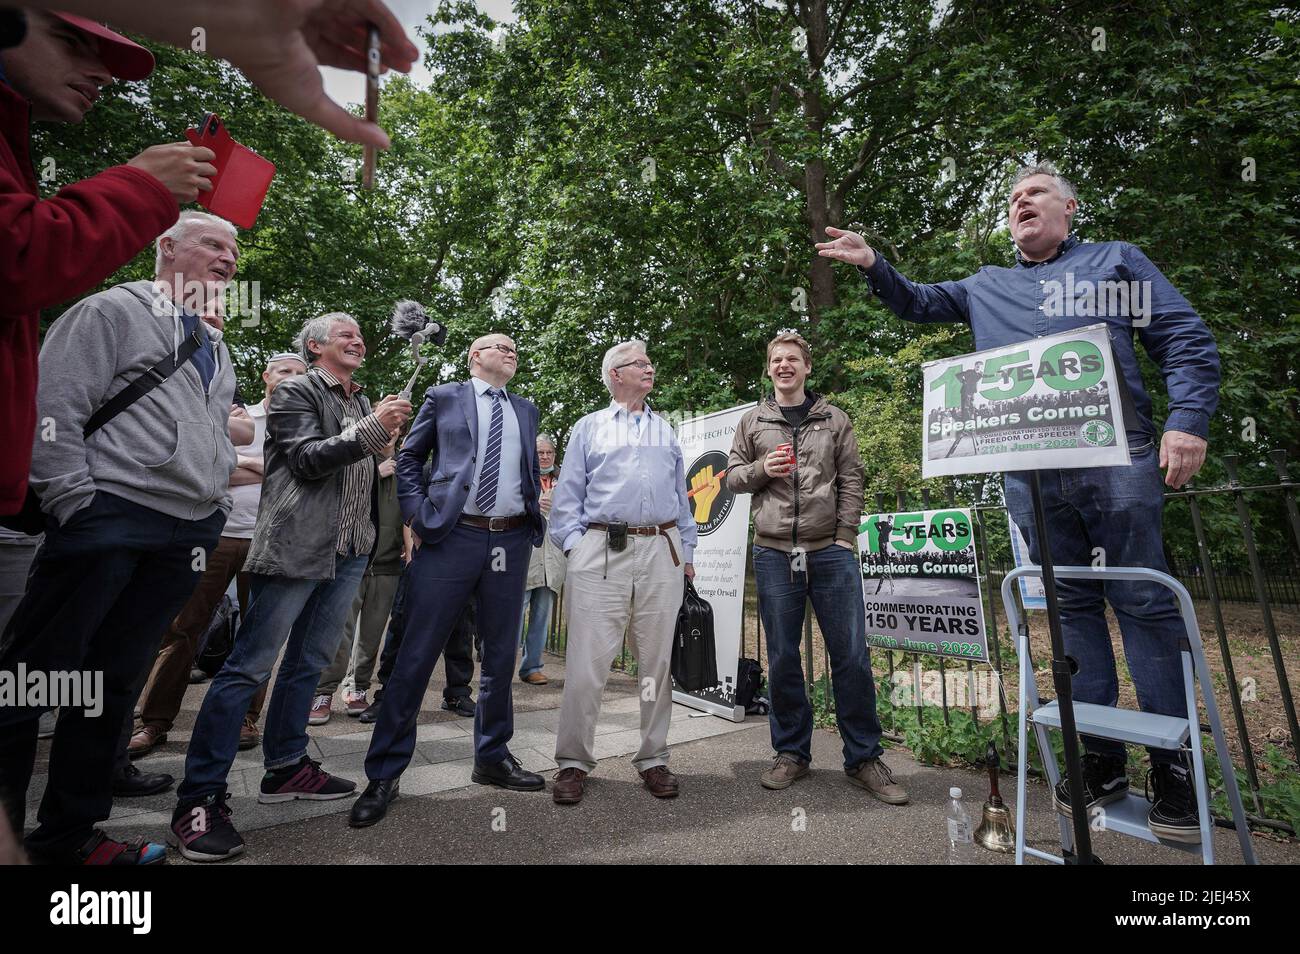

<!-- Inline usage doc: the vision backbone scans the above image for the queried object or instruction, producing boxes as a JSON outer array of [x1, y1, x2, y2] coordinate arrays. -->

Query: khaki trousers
[[555, 527, 684, 774]]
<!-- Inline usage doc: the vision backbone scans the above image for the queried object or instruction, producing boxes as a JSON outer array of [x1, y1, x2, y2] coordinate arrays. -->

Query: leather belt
[[589, 521, 680, 567], [458, 513, 529, 531]]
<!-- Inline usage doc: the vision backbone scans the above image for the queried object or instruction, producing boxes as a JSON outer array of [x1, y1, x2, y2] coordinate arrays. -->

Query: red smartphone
[[184, 113, 275, 228]]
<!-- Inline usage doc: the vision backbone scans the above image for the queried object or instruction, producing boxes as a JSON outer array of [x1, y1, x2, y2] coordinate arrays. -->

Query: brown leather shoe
[[760, 753, 810, 790], [846, 757, 910, 804], [639, 765, 679, 799], [521, 672, 548, 686], [127, 724, 167, 760], [553, 767, 586, 804], [238, 716, 261, 751]]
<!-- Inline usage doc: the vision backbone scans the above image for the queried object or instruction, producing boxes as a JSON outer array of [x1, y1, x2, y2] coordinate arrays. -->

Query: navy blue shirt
[[859, 235, 1220, 443], [179, 309, 216, 393]]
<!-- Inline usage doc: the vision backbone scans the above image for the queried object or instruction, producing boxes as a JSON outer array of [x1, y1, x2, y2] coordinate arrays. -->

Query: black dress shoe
[[112, 763, 175, 798], [349, 778, 399, 828], [441, 695, 476, 718], [472, 754, 544, 792], [358, 698, 382, 724]]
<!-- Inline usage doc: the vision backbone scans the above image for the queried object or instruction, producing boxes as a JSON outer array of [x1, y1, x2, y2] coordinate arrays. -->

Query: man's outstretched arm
[[32, 0, 419, 149], [816, 226, 971, 326]]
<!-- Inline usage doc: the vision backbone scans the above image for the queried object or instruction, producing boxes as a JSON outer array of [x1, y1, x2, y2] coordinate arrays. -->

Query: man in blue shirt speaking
[[816, 162, 1221, 844]]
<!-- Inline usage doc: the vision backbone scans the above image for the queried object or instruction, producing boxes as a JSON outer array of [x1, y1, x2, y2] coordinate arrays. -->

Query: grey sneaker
[[760, 753, 810, 790], [847, 757, 909, 804]]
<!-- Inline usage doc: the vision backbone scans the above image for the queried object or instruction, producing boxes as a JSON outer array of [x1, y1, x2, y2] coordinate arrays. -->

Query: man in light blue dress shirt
[[548, 340, 697, 805]]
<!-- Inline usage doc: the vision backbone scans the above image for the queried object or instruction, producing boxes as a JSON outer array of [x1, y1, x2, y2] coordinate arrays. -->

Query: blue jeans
[[754, 543, 884, 770], [518, 586, 554, 677], [1003, 441, 1188, 765], [177, 552, 368, 802]]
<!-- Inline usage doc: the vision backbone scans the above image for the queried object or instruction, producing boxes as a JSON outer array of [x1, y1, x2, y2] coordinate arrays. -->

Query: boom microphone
[[391, 300, 446, 399]]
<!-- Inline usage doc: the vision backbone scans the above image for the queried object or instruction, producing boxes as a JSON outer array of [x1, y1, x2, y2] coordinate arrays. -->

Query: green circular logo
[[1080, 420, 1115, 446]]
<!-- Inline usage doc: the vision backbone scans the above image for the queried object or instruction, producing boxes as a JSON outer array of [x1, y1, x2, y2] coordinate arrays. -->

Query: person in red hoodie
[[0, 9, 218, 517]]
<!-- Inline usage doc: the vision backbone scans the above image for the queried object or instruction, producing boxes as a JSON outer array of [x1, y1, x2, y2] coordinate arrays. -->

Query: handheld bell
[[975, 742, 1015, 854]]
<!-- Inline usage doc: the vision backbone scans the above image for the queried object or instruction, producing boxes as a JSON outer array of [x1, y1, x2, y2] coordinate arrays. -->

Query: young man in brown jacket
[[726, 331, 907, 803]]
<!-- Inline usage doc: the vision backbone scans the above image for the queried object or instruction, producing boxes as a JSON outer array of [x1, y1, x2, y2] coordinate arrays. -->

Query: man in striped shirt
[[170, 313, 411, 862]]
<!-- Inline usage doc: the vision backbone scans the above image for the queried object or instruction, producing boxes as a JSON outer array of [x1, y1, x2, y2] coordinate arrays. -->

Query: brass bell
[[975, 742, 1016, 854]]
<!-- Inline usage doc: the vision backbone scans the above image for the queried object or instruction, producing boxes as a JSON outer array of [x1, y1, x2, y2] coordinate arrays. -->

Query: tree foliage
[[27, 0, 1299, 559]]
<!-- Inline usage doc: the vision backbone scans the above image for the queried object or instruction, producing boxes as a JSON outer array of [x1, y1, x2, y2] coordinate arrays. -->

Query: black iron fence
[[541, 450, 1300, 837]]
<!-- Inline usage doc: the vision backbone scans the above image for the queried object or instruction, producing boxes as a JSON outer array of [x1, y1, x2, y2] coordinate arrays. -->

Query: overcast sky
[[321, 0, 517, 107]]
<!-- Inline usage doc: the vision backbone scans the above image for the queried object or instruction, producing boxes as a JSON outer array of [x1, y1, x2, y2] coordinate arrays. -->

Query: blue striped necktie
[[476, 388, 504, 513]]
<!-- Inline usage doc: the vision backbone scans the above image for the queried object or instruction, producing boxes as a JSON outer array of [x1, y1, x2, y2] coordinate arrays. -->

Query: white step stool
[[1000, 565, 1256, 865]]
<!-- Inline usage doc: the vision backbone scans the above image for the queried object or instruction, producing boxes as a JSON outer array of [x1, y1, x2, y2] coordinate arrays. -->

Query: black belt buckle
[[607, 520, 628, 552]]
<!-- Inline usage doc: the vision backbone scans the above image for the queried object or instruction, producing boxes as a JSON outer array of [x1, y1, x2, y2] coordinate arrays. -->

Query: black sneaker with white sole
[[1146, 761, 1201, 843], [169, 793, 244, 862], [1052, 752, 1129, 818], [259, 756, 357, 803]]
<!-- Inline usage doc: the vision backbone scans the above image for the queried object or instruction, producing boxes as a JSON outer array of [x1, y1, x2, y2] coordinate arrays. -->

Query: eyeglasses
[[615, 360, 654, 371], [481, 343, 517, 357]]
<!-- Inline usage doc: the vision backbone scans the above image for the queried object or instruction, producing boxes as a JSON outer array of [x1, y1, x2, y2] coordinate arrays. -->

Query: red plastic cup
[[776, 442, 796, 474]]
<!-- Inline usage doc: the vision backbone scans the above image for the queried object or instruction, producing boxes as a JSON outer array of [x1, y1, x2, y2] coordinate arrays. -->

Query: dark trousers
[[0, 493, 222, 850], [1004, 443, 1189, 765], [376, 560, 475, 702], [365, 523, 529, 779]]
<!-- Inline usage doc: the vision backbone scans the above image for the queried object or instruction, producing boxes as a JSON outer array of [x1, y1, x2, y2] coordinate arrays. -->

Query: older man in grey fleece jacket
[[0, 210, 240, 865]]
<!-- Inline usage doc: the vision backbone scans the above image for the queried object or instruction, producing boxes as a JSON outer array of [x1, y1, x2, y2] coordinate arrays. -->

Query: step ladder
[[999, 564, 1256, 865]]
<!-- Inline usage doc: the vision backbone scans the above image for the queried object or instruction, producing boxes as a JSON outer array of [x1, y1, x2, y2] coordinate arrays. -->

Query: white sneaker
[[307, 694, 333, 726]]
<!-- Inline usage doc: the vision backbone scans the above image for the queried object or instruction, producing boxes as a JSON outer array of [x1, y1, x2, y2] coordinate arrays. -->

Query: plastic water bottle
[[946, 787, 975, 864]]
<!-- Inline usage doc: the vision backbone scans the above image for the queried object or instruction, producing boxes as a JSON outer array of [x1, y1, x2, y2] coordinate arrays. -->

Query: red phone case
[[184, 113, 275, 229]]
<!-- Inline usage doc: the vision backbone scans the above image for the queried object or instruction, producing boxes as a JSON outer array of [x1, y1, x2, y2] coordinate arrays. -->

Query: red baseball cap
[[50, 12, 154, 81]]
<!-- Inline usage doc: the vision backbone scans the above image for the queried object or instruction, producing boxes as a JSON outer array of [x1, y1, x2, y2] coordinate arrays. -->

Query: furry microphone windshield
[[390, 299, 446, 346], [391, 301, 446, 399]]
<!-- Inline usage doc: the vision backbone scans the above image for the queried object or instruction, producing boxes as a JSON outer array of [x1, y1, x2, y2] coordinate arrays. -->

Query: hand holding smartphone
[[184, 113, 276, 228]]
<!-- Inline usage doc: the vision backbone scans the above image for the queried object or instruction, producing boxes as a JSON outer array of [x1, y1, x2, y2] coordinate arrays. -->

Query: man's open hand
[[815, 226, 876, 269], [56, 0, 419, 149], [235, 0, 419, 149], [1160, 430, 1207, 489]]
